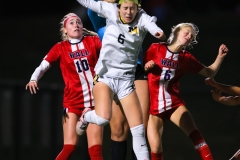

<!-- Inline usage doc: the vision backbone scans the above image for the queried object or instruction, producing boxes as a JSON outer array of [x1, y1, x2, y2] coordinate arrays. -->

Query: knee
[[111, 125, 128, 139], [110, 120, 129, 140], [95, 114, 109, 126]]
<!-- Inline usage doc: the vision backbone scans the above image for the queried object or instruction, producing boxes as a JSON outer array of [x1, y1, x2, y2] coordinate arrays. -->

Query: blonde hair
[[167, 23, 199, 49], [59, 13, 80, 41], [82, 28, 98, 36]]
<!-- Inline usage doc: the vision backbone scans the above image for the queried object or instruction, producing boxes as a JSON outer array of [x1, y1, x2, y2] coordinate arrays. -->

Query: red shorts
[[157, 107, 178, 123], [63, 107, 94, 117]]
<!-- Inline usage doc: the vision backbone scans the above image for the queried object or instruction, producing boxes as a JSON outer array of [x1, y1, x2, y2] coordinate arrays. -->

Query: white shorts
[[94, 74, 135, 101]]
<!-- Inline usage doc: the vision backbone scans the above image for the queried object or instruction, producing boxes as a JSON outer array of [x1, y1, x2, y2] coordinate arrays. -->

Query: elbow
[[202, 68, 216, 78]]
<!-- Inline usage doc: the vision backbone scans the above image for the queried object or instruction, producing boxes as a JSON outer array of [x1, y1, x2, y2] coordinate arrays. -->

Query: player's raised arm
[[76, 0, 111, 17], [199, 44, 228, 77]]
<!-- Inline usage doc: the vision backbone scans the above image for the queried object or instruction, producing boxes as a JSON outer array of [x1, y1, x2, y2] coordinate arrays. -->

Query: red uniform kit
[[145, 43, 204, 115], [45, 36, 101, 109]]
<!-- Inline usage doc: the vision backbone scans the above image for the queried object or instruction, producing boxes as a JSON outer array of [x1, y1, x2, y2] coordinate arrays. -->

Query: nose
[[187, 33, 192, 39], [75, 22, 80, 28], [126, 8, 131, 14]]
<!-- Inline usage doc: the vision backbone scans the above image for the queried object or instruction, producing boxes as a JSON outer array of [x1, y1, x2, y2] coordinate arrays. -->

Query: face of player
[[64, 17, 83, 39], [118, 1, 138, 24], [176, 26, 194, 46]]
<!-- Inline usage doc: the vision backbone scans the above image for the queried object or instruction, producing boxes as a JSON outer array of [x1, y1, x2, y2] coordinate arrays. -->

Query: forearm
[[30, 60, 50, 82], [148, 22, 163, 37], [206, 56, 225, 77], [76, 0, 101, 14], [216, 84, 240, 96], [218, 96, 240, 106]]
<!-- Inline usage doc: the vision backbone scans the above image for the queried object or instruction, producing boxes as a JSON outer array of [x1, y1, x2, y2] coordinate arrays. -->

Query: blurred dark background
[[1, 0, 240, 159]]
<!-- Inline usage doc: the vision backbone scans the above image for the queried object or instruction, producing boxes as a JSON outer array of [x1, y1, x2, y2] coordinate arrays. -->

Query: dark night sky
[[1, 0, 240, 84]]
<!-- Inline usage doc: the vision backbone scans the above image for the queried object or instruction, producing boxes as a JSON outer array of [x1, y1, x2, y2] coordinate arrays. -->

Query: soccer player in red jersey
[[144, 22, 228, 160], [25, 13, 103, 160]]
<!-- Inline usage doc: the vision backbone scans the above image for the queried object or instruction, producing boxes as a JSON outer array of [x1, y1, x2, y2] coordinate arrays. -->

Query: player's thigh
[[134, 79, 149, 128], [120, 90, 143, 128], [110, 100, 129, 140], [62, 112, 79, 145], [147, 115, 164, 153], [86, 123, 103, 147], [93, 81, 114, 119], [170, 105, 197, 135]]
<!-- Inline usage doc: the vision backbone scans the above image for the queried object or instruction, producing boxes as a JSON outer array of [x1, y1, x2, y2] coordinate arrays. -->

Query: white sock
[[84, 110, 109, 126], [130, 124, 149, 160]]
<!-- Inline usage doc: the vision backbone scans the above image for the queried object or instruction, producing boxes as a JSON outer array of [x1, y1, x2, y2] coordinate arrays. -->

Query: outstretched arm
[[77, 0, 100, 13], [25, 60, 51, 94], [77, 0, 111, 17], [198, 44, 228, 77], [87, 0, 106, 32], [205, 77, 240, 96], [210, 88, 240, 106]]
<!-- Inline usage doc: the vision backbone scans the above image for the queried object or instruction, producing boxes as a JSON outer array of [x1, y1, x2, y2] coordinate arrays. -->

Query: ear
[[63, 28, 67, 35]]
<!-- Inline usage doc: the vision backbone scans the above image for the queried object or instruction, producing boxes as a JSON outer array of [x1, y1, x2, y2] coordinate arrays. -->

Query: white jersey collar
[[68, 37, 83, 44]]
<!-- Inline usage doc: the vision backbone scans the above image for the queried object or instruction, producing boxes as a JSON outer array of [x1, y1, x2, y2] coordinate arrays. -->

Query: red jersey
[[145, 43, 204, 115], [44, 36, 101, 109]]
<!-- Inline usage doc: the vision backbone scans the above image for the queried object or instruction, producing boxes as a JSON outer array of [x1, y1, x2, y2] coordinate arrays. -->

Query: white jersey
[[77, 0, 163, 79]]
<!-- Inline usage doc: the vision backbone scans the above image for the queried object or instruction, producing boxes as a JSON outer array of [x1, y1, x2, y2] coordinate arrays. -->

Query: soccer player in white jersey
[[75, 0, 165, 159], [25, 13, 104, 160], [144, 22, 228, 160], [87, 0, 150, 159]]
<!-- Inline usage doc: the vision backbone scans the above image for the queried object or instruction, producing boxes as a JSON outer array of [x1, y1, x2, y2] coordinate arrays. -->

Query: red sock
[[151, 152, 164, 160], [189, 129, 213, 160], [88, 145, 103, 160], [55, 144, 75, 160]]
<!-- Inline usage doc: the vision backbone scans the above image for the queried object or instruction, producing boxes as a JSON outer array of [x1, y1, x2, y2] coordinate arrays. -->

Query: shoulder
[[150, 42, 166, 48], [82, 36, 101, 48], [101, 1, 117, 11], [138, 8, 157, 22], [83, 35, 100, 42], [51, 41, 67, 49], [180, 50, 193, 57], [56, 40, 68, 45]]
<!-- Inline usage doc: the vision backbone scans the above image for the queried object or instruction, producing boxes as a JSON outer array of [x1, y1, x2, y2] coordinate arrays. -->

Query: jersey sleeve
[[140, 9, 163, 36], [87, 0, 106, 32], [30, 42, 62, 82], [186, 53, 205, 73], [44, 42, 62, 64], [144, 43, 159, 64], [30, 60, 51, 82], [76, 0, 114, 18]]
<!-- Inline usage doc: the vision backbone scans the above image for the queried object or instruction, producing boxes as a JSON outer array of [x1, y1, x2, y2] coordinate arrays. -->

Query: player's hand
[[205, 77, 216, 86], [144, 60, 155, 71], [26, 81, 39, 94], [218, 44, 228, 58], [155, 31, 166, 41], [211, 88, 224, 102]]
